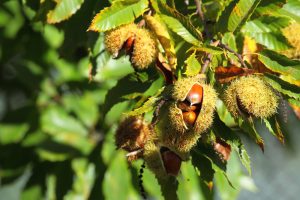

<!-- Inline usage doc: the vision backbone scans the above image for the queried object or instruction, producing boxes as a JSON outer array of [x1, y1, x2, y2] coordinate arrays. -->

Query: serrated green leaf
[[45, 175, 56, 200], [279, 0, 300, 23], [222, 32, 238, 51], [65, 159, 96, 200], [239, 118, 265, 151], [157, 176, 179, 200], [0, 123, 29, 145], [264, 73, 300, 100], [177, 161, 210, 200], [213, 114, 251, 175], [160, 14, 200, 46], [102, 74, 153, 115], [263, 117, 285, 144], [193, 145, 234, 189], [41, 106, 87, 136], [21, 130, 48, 147], [242, 16, 291, 50], [125, 87, 164, 116], [88, 0, 149, 32], [157, 0, 202, 45], [103, 151, 139, 200], [217, 0, 262, 33], [288, 98, 300, 106], [47, 0, 84, 24], [36, 148, 70, 162], [191, 150, 215, 185], [144, 15, 177, 69], [258, 50, 300, 80], [255, 0, 286, 16], [62, 93, 99, 128], [215, 152, 255, 200], [41, 106, 95, 154], [183, 51, 201, 76]]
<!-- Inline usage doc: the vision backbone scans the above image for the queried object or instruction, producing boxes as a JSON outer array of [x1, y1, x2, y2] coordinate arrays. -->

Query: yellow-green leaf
[[47, 0, 84, 24], [144, 15, 177, 68], [183, 51, 201, 76], [88, 0, 148, 32]]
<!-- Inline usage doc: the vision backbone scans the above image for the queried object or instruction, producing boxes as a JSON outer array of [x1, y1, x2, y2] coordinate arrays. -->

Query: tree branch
[[194, 0, 211, 39], [200, 54, 212, 74], [218, 42, 248, 68], [194, 0, 213, 74]]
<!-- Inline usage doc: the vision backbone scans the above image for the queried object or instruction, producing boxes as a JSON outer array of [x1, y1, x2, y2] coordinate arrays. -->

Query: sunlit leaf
[[103, 151, 139, 200], [126, 87, 164, 116], [41, 106, 95, 154], [213, 114, 251, 175], [102, 74, 153, 115], [239, 118, 265, 152], [0, 123, 29, 145], [183, 51, 201, 76], [88, 0, 149, 32], [264, 73, 300, 100], [263, 117, 285, 144], [258, 50, 300, 81], [188, 45, 224, 55], [177, 161, 210, 200], [288, 98, 300, 119], [217, 0, 262, 33], [47, 0, 84, 24], [242, 16, 291, 50], [144, 15, 177, 69], [157, 0, 202, 45], [64, 159, 96, 200]]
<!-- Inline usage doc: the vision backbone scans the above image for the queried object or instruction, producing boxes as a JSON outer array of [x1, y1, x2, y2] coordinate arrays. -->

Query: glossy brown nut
[[182, 111, 197, 126], [186, 83, 203, 105], [162, 150, 182, 176], [124, 36, 135, 54], [177, 101, 198, 112]]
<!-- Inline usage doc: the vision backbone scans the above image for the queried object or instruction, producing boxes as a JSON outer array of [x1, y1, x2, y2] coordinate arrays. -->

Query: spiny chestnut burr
[[224, 75, 278, 118], [130, 28, 158, 70], [104, 23, 138, 58], [282, 21, 300, 59], [104, 23, 158, 70], [169, 78, 217, 133], [155, 76, 217, 155], [115, 116, 152, 154], [171, 76, 204, 102], [143, 141, 168, 178]]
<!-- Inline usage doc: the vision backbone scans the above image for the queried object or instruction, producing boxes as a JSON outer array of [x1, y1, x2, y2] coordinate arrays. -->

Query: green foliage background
[[0, 0, 299, 199]]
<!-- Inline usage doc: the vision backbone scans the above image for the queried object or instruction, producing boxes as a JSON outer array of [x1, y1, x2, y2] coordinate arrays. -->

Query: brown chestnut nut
[[186, 83, 203, 105], [161, 150, 182, 176], [182, 111, 197, 126]]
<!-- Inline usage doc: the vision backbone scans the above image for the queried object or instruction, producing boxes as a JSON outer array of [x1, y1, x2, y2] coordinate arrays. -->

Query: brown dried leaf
[[214, 138, 231, 161], [215, 65, 256, 83]]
